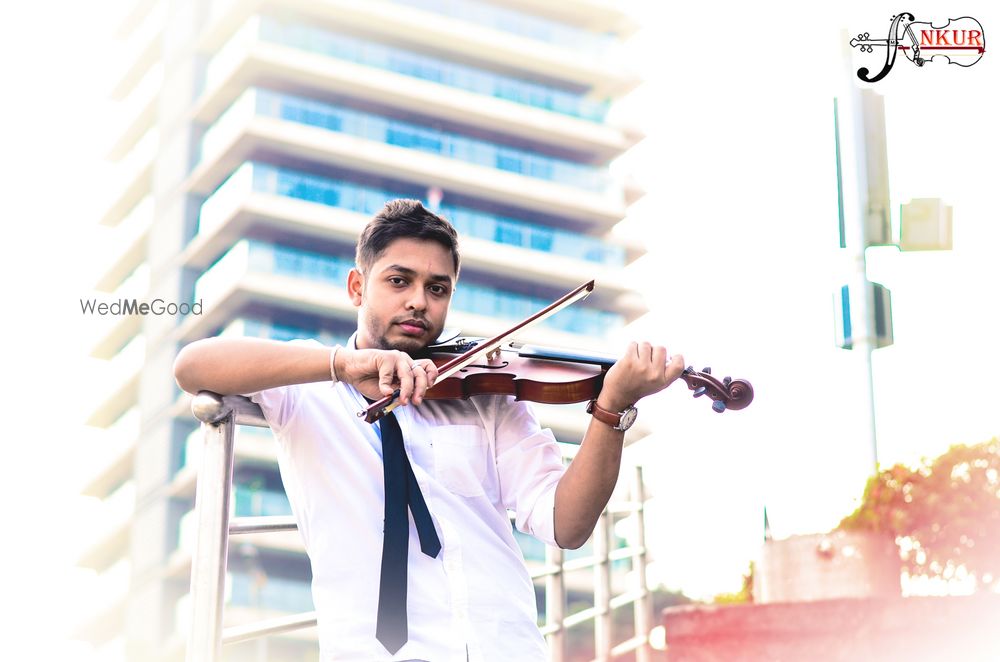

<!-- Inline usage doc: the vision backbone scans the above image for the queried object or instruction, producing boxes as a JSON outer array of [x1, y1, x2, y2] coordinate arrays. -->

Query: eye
[[388, 276, 407, 286], [429, 284, 449, 296]]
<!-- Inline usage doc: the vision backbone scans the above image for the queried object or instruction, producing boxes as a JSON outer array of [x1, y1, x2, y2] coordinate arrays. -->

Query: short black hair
[[356, 199, 460, 275]]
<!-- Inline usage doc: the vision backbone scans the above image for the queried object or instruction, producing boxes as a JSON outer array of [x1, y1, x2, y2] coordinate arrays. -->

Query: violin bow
[[360, 280, 595, 423]]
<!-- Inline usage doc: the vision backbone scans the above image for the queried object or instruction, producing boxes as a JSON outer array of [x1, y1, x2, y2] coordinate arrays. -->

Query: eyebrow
[[383, 264, 453, 284]]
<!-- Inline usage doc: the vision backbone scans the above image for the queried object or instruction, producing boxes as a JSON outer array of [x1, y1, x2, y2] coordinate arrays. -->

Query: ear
[[347, 268, 365, 307]]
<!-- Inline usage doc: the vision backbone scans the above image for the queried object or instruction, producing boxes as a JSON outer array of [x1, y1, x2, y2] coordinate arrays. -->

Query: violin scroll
[[680, 366, 754, 413]]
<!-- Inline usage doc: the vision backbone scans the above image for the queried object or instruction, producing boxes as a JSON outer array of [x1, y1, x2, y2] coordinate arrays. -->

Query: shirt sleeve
[[241, 338, 325, 435], [492, 396, 567, 548]]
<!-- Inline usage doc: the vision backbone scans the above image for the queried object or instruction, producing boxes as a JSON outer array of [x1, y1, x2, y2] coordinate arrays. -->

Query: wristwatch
[[586, 399, 638, 432]]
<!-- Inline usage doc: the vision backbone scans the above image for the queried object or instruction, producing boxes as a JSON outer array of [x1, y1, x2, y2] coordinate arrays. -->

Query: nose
[[406, 287, 427, 312]]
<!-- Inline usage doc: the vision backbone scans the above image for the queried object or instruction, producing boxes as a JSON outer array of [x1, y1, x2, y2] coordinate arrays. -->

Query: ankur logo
[[80, 298, 204, 316], [850, 13, 985, 82]]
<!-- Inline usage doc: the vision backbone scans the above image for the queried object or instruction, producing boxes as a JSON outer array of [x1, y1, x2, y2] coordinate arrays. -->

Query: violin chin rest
[[432, 327, 462, 344]]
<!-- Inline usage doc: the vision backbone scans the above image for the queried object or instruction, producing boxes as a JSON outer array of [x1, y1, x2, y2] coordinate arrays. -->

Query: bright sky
[[1, 0, 997, 658], [613, 1, 999, 600]]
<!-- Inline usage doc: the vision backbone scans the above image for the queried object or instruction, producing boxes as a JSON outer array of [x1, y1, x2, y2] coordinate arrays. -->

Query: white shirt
[[245, 339, 567, 661]]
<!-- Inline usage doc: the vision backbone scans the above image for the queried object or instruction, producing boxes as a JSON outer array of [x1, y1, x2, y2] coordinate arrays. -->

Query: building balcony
[[386, 0, 631, 53], [172, 573, 317, 649], [199, 89, 609, 191], [71, 558, 131, 644], [176, 238, 623, 351], [81, 406, 141, 499], [85, 334, 145, 428], [218, 317, 349, 348], [111, 0, 161, 41], [198, 0, 640, 100], [165, 490, 306, 585], [168, 424, 284, 505], [185, 162, 645, 316], [107, 62, 162, 161], [181, 424, 280, 480], [94, 196, 153, 292], [187, 88, 628, 228], [490, 0, 640, 38], [84, 366, 140, 428], [191, 15, 640, 164], [97, 128, 157, 227], [172, 259, 355, 348], [109, 0, 165, 101], [89, 312, 143, 366], [89, 261, 149, 361], [77, 481, 135, 571], [161, 569, 319, 660], [206, 14, 611, 123]]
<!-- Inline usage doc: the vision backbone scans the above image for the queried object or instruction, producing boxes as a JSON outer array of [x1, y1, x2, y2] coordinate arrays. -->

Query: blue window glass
[[250, 15, 609, 122], [198, 162, 626, 267], [195, 238, 623, 335], [226, 88, 609, 192]]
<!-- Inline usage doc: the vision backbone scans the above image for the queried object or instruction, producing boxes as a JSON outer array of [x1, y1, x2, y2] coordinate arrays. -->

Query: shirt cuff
[[517, 476, 561, 548]]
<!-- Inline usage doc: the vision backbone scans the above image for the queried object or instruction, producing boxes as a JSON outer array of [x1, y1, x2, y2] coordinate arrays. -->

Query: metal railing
[[186, 391, 653, 661]]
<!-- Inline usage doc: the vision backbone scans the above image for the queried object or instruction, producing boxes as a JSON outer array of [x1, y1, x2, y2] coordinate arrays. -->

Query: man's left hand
[[598, 342, 685, 412]]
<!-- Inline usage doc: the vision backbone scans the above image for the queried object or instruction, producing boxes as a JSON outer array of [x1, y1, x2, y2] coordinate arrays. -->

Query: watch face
[[619, 407, 638, 431]]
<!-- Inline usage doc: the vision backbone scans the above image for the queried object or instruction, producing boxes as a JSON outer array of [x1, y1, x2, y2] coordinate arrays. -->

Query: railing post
[[179, 393, 656, 661], [187, 393, 238, 662], [594, 511, 612, 661], [633, 466, 652, 662], [545, 544, 566, 662]]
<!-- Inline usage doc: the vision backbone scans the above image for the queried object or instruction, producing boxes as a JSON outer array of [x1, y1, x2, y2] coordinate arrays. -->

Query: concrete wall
[[754, 531, 901, 603]]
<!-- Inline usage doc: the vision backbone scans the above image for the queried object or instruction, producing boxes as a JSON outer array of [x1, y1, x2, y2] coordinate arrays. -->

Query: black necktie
[[376, 411, 442, 654]]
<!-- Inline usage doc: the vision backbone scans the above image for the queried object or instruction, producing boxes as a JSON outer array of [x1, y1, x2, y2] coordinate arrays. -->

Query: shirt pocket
[[431, 425, 493, 499]]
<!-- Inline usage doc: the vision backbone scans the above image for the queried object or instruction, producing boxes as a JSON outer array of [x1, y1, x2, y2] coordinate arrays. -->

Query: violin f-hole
[[460, 361, 510, 371]]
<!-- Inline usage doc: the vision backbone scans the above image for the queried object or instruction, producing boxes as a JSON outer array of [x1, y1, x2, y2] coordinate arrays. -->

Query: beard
[[364, 308, 437, 354]]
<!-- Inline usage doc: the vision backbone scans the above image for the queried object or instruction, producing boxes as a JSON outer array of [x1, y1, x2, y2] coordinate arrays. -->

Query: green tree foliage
[[712, 562, 754, 604], [838, 437, 1000, 590]]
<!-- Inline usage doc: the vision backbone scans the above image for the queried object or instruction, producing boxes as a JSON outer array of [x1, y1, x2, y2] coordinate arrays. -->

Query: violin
[[361, 281, 753, 423]]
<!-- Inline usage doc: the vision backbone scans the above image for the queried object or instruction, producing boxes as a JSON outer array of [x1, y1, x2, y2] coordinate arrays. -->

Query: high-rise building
[[77, 1, 646, 659]]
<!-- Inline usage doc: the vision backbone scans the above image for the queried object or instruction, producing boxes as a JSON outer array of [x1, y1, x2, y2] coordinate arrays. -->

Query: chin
[[385, 333, 431, 353]]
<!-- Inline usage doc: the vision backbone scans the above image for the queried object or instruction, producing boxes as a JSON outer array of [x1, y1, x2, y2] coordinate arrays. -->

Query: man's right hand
[[336, 348, 439, 405]]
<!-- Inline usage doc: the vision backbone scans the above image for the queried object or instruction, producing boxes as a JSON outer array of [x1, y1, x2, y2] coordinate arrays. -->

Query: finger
[[651, 345, 667, 373], [639, 341, 663, 378], [378, 355, 398, 397], [638, 341, 653, 365], [411, 362, 429, 405], [418, 359, 439, 388], [623, 341, 639, 364], [396, 353, 415, 404], [665, 353, 685, 382]]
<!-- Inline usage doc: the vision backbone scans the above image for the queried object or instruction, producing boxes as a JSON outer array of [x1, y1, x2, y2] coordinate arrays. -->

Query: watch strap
[[587, 399, 624, 428]]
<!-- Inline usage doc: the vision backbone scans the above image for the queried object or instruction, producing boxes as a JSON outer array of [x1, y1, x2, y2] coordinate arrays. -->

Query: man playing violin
[[173, 199, 685, 662]]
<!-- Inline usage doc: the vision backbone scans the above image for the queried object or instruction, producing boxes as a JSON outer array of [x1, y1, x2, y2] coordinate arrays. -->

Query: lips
[[397, 320, 427, 335]]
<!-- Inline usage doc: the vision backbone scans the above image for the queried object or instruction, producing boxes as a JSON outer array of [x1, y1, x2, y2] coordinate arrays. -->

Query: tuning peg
[[712, 400, 727, 413], [723, 376, 732, 387], [693, 386, 707, 398], [702, 367, 712, 374]]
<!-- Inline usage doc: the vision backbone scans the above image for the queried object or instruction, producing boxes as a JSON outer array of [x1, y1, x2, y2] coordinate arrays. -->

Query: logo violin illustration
[[850, 13, 986, 82]]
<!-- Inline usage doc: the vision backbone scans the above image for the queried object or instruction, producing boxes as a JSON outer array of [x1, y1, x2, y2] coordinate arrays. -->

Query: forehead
[[371, 238, 455, 278]]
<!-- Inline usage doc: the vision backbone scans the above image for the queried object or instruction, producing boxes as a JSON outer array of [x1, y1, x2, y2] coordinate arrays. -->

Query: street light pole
[[833, 34, 894, 474], [833, 32, 952, 478]]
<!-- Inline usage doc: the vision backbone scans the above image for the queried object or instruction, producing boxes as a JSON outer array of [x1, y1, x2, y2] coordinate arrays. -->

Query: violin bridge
[[487, 346, 501, 362]]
